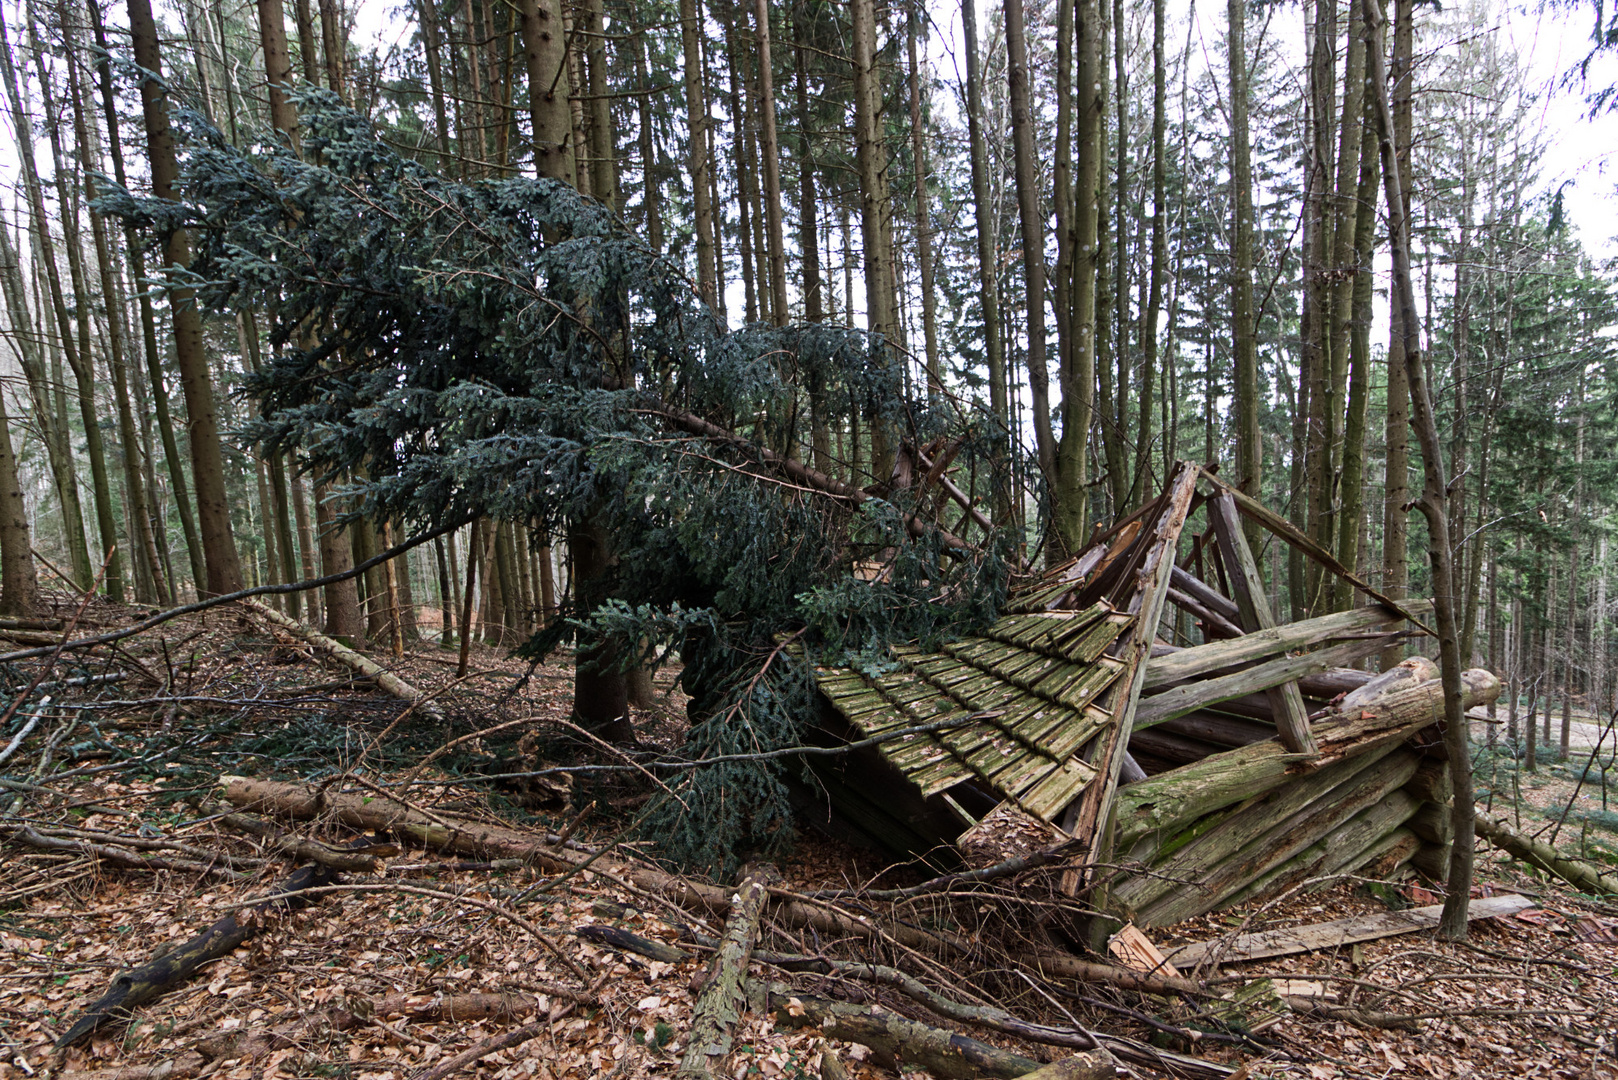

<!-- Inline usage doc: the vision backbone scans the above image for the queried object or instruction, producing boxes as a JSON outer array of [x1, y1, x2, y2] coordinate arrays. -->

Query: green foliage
[[103, 93, 1007, 876]]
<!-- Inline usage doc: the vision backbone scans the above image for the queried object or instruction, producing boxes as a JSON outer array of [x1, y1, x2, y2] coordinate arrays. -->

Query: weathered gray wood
[[1209, 493, 1318, 755], [1406, 802, 1451, 845], [1127, 727, 1223, 767], [1113, 668, 1499, 853], [1163, 893, 1534, 967], [771, 991, 1043, 1079], [1168, 587, 1244, 639], [678, 864, 778, 1078], [1142, 600, 1429, 691], [1135, 635, 1395, 730], [1158, 711, 1274, 748], [1171, 564, 1240, 622]]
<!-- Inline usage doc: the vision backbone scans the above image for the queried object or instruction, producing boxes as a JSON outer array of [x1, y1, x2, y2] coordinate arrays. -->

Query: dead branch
[[1474, 815, 1618, 897], [677, 864, 777, 1078], [2, 823, 248, 882]]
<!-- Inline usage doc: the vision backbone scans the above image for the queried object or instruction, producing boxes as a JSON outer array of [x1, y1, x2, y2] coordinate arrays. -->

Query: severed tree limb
[[203, 802, 393, 872], [240, 599, 443, 721], [3, 823, 247, 882], [1474, 816, 1618, 897], [54, 860, 338, 1047], [678, 864, 778, 1078]]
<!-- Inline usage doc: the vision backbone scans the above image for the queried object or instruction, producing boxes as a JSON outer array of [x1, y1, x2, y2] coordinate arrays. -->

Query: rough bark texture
[[242, 599, 441, 720], [677, 865, 778, 1077], [1474, 816, 1618, 897]]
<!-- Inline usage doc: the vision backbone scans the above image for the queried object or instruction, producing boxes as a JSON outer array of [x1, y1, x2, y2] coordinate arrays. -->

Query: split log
[[1474, 816, 1618, 897], [1116, 750, 1423, 926], [55, 860, 338, 1047], [218, 776, 966, 954], [1341, 656, 1438, 711], [1141, 601, 1429, 691], [1114, 669, 1498, 854], [1134, 634, 1399, 731], [771, 990, 1045, 1080], [678, 864, 778, 1077], [239, 599, 442, 720]]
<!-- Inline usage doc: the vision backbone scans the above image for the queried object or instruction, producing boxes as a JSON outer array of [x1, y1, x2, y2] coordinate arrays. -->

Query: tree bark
[[518, 0, 577, 185], [678, 0, 717, 305], [128, 0, 245, 596], [676, 864, 777, 1078]]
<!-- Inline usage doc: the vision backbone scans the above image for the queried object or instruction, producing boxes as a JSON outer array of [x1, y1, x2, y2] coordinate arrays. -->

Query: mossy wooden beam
[[1141, 600, 1430, 690]]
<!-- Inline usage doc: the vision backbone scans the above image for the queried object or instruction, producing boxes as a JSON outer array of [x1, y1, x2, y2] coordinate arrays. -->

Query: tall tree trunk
[[961, 0, 1008, 526], [583, 0, 616, 210], [633, 27, 663, 250], [518, 0, 575, 185], [129, 0, 245, 596], [1132, 0, 1166, 505], [906, 0, 940, 394], [87, 0, 205, 596], [1299, 0, 1335, 614], [1003, 0, 1056, 511], [1363, 0, 1472, 939], [678, 0, 717, 305], [1227, 0, 1260, 525], [850, 0, 895, 484], [293, 0, 321, 83], [318, 0, 346, 97], [1059, 0, 1099, 551], [0, 383, 37, 616], [418, 0, 454, 169], [792, 18, 828, 470], [1379, 0, 1413, 671], [755, 0, 788, 325], [28, 12, 126, 600]]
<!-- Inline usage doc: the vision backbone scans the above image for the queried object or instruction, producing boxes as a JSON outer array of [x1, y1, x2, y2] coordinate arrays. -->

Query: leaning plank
[[1163, 893, 1534, 967], [218, 776, 966, 954], [1141, 601, 1430, 690], [55, 860, 337, 1047], [771, 990, 1045, 1080], [1208, 493, 1316, 755], [678, 865, 778, 1078], [1135, 635, 1398, 730], [1475, 816, 1618, 897], [240, 598, 442, 720]]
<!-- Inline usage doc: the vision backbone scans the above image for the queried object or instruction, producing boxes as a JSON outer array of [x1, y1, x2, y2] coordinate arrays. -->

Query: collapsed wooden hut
[[798, 462, 1501, 930]]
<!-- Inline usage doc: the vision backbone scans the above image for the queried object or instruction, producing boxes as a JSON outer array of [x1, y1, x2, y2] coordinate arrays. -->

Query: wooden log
[[1352, 827, 1423, 881], [204, 803, 391, 871], [1157, 711, 1274, 749], [1213, 789, 1423, 915], [1167, 587, 1244, 639], [679, 865, 778, 1077], [1127, 727, 1223, 767], [1148, 644, 1375, 698], [577, 924, 691, 963], [1170, 564, 1240, 622], [1405, 759, 1452, 804], [1135, 635, 1400, 731], [1409, 841, 1451, 882], [1474, 815, 1618, 897], [1141, 601, 1428, 691], [1208, 493, 1317, 754], [771, 991, 1044, 1079], [1113, 669, 1498, 853], [1342, 656, 1438, 711], [240, 598, 442, 720], [218, 776, 968, 954], [55, 859, 338, 1047], [1405, 802, 1451, 846], [1119, 750, 1422, 925]]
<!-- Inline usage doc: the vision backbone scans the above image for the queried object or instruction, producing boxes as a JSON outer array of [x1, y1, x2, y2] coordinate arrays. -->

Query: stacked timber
[[1103, 667, 1499, 927]]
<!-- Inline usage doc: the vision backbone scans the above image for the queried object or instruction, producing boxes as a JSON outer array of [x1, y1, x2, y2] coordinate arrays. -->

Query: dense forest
[[1, 0, 1617, 827]]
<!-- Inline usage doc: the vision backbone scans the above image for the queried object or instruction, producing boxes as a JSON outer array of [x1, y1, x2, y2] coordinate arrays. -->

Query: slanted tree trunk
[[1363, 0, 1473, 940], [1228, 0, 1260, 516]]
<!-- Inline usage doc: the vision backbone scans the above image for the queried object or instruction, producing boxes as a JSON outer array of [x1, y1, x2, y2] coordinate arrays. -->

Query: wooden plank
[[1134, 635, 1396, 730], [1162, 893, 1534, 968], [1066, 462, 1202, 876], [1202, 472, 1435, 635], [1141, 601, 1429, 690], [1208, 494, 1317, 755]]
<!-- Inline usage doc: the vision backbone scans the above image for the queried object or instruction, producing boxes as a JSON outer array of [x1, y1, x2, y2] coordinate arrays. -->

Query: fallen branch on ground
[[1475, 815, 1618, 897], [678, 864, 776, 1078]]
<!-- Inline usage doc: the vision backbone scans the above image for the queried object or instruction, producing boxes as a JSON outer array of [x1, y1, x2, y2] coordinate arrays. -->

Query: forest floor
[[1, 592, 1616, 1080]]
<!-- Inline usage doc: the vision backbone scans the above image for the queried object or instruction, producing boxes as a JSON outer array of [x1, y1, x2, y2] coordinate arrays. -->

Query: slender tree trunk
[[1363, 0, 1473, 939], [678, 0, 717, 305], [0, 381, 37, 616], [633, 27, 663, 250], [583, 0, 616, 210], [518, 0, 575, 185], [1379, 0, 1413, 671], [418, 0, 454, 169], [128, 0, 244, 596], [961, 0, 1008, 526], [1003, 0, 1056, 507], [1133, 0, 1166, 504], [318, 0, 346, 97], [293, 0, 321, 83], [1059, 0, 1099, 551], [850, 0, 895, 485], [1228, 0, 1260, 526], [904, 0, 940, 395], [87, 0, 204, 596]]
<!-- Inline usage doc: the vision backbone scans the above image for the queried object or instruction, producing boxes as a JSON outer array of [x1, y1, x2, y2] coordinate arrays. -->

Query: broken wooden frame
[[802, 463, 1500, 929]]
